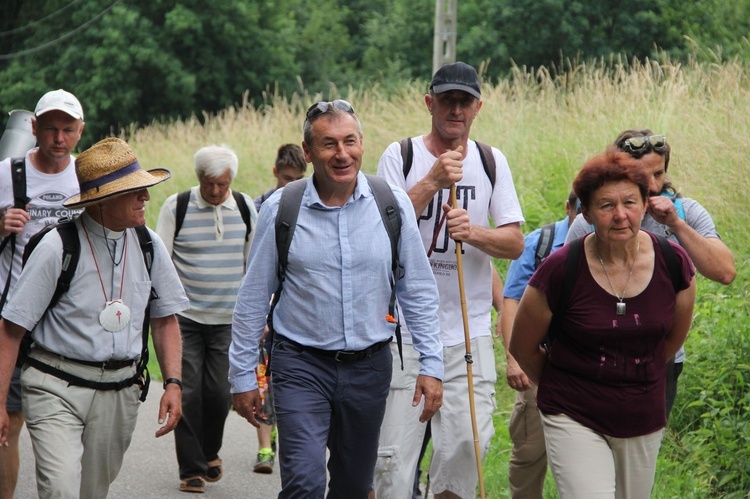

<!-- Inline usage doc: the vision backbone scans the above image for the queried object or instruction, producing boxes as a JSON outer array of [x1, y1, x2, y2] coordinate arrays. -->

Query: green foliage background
[[2, 0, 750, 145]]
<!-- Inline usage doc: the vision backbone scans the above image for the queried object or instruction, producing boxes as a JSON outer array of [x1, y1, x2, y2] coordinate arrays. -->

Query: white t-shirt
[[0, 150, 81, 294], [377, 136, 524, 346]]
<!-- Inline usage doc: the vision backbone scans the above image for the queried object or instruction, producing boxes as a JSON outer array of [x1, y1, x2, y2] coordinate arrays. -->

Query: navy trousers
[[272, 337, 392, 499]]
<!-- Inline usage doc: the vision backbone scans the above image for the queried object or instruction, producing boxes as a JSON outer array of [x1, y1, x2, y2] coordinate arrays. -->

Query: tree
[[459, 0, 676, 79], [0, 0, 303, 143]]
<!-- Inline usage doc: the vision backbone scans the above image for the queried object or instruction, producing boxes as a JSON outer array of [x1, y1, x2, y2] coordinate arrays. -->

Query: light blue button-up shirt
[[229, 172, 443, 393]]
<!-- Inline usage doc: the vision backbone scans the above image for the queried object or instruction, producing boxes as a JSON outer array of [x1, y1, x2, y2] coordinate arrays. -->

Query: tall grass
[[130, 57, 750, 497]]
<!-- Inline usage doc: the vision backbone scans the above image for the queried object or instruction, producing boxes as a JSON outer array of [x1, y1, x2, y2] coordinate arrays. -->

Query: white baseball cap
[[34, 89, 84, 120]]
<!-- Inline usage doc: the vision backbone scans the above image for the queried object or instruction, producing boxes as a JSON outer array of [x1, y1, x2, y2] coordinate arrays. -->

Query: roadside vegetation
[[139, 56, 749, 497]]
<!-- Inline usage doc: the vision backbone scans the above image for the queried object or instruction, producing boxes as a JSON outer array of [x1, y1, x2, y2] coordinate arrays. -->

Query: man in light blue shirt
[[230, 100, 443, 498]]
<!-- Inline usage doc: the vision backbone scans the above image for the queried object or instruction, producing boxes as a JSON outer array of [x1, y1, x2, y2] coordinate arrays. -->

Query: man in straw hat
[[0, 88, 85, 499], [374, 61, 524, 498], [0, 137, 188, 499]]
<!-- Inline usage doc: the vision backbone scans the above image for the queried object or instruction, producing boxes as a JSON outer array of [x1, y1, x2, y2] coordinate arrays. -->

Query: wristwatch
[[163, 378, 183, 390]]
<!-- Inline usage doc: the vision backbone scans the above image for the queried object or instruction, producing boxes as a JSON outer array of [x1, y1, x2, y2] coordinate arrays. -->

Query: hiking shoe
[[179, 477, 205, 493], [253, 448, 275, 474], [205, 458, 223, 482]]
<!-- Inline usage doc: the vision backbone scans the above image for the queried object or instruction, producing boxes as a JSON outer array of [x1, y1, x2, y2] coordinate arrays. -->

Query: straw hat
[[64, 138, 170, 208]]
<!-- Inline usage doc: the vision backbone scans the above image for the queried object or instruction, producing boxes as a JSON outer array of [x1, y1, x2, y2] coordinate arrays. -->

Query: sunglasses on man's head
[[305, 99, 355, 121], [621, 134, 668, 155]]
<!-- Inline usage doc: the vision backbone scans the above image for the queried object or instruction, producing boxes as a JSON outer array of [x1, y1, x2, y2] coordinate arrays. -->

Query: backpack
[[534, 222, 556, 269], [269, 175, 405, 369], [546, 234, 682, 350], [661, 192, 686, 221], [399, 137, 497, 187], [174, 189, 252, 241], [16, 218, 157, 402], [0, 157, 30, 312]]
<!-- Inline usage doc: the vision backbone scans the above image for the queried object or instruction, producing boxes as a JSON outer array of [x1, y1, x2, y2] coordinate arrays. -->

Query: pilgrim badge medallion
[[99, 299, 131, 332]]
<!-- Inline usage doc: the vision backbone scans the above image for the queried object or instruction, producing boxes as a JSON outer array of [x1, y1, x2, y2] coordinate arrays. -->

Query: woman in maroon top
[[510, 147, 696, 498]]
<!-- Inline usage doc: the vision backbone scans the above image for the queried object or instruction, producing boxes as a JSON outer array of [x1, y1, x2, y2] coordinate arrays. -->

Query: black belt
[[65, 357, 136, 370], [34, 346, 137, 371], [285, 337, 392, 363]]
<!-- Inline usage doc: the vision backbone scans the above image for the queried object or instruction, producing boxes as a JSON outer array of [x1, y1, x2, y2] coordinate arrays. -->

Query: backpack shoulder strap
[[11, 157, 29, 209], [25, 220, 81, 311], [134, 225, 154, 275], [365, 175, 403, 302], [133, 224, 155, 402], [534, 222, 556, 269], [365, 174, 405, 369], [546, 236, 582, 349], [672, 197, 686, 221], [365, 174, 402, 275], [232, 190, 252, 241], [399, 138, 414, 179], [655, 234, 681, 292], [0, 158, 28, 309], [264, 179, 307, 374], [173, 190, 191, 239], [274, 179, 307, 281], [475, 141, 496, 187]]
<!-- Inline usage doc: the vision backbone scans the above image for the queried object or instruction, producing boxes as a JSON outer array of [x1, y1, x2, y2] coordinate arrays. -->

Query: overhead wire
[[0, 0, 122, 60], [0, 0, 82, 37]]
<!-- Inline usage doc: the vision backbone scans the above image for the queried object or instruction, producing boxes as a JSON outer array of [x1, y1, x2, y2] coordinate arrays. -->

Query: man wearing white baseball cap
[[0, 88, 84, 499], [33, 89, 84, 120]]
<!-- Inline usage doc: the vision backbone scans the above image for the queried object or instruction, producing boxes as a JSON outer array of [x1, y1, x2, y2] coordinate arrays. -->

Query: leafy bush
[[670, 274, 750, 495]]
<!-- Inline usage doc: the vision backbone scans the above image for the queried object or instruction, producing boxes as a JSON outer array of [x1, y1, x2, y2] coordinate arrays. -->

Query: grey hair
[[194, 145, 238, 180], [302, 106, 362, 145]]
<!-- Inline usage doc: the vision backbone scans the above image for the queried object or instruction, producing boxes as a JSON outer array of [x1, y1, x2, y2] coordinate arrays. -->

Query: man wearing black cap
[[0, 138, 188, 499], [375, 62, 525, 498], [0, 89, 85, 499]]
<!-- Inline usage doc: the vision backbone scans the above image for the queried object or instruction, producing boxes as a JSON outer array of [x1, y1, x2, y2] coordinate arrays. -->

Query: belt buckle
[[334, 350, 355, 362]]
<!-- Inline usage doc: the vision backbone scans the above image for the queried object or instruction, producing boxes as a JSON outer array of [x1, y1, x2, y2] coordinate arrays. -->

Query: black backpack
[[174, 189, 252, 241], [534, 222, 557, 269], [269, 175, 405, 368], [399, 137, 497, 187], [0, 157, 30, 312], [546, 234, 682, 350], [16, 218, 157, 401]]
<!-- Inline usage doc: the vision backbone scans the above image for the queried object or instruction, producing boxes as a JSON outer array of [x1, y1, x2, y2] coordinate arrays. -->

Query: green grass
[[133, 57, 750, 496]]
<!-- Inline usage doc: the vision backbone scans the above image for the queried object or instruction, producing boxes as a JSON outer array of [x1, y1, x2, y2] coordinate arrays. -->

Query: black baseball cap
[[429, 61, 481, 100]]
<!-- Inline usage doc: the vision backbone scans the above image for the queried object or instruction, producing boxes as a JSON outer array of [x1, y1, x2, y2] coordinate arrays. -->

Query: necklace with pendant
[[596, 236, 640, 316], [83, 224, 131, 332]]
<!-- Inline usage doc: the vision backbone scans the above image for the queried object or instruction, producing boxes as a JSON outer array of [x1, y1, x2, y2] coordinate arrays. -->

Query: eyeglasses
[[305, 99, 355, 122], [620, 134, 668, 156]]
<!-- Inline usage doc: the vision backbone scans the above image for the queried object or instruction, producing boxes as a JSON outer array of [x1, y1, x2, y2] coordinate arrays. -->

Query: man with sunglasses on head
[[566, 129, 736, 417], [374, 62, 524, 499], [229, 100, 443, 498]]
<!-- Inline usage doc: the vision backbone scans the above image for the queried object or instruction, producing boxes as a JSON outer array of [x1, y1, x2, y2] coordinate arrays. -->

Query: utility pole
[[432, 0, 457, 75]]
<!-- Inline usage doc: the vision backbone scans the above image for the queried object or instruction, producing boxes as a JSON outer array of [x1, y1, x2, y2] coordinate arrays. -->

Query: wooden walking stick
[[450, 184, 486, 499]]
